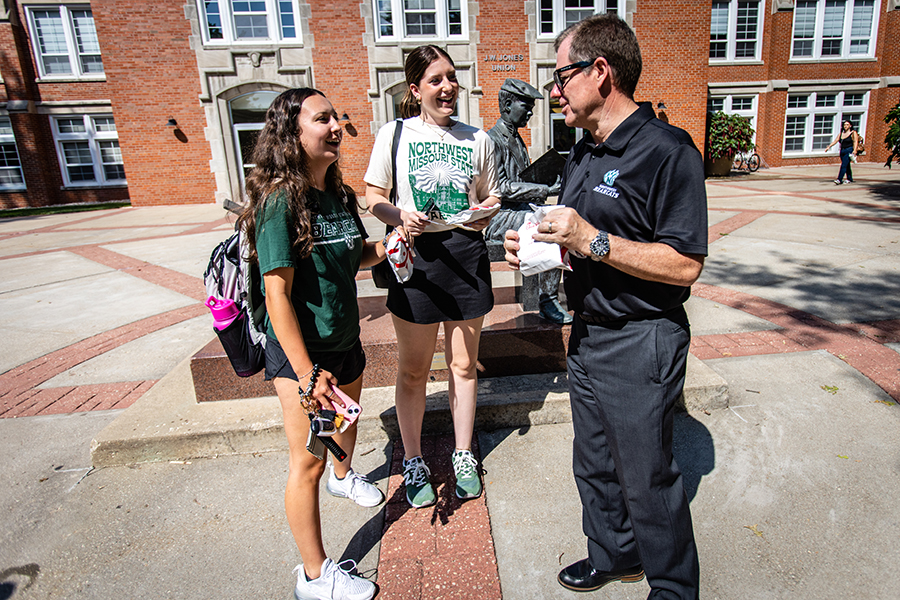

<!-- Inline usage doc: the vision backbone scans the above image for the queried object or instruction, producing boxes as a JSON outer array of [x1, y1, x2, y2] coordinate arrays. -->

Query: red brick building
[[1, 0, 897, 209]]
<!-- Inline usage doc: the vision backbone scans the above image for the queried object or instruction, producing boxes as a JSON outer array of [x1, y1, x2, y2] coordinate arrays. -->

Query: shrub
[[884, 101, 900, 168], [707, 111, 755, 161]]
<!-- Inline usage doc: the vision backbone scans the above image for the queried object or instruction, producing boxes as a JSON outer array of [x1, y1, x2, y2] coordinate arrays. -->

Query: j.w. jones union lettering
[[484, 53, 525, 72]]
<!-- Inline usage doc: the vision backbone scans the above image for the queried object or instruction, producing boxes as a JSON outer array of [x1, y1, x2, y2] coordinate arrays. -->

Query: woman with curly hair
[[237, 87, 383, 600]]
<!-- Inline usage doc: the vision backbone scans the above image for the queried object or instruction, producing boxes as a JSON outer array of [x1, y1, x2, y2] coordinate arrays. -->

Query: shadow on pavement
[[673, 412, 716, 503]]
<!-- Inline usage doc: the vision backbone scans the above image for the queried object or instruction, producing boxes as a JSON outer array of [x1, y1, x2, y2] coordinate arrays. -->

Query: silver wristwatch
[[589, 230, 610, 261]]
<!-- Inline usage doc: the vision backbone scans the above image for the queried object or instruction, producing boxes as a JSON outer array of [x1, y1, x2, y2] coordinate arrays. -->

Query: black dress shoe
[[557, 558, 644, 592]]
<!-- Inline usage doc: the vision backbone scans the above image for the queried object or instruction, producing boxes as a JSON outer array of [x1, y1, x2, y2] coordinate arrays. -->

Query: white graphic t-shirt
[[364, 118, 499, 233]]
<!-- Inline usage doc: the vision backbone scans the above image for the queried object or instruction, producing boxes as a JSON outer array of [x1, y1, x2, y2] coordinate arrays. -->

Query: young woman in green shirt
[[237, 88, 385, 600]]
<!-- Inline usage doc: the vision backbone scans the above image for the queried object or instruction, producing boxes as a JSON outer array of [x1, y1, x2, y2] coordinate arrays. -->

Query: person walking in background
[[236, 88, 385, 600], [825, 120, 859, 184], [364, 45, 500, 508], [504, 15, 707, 599]]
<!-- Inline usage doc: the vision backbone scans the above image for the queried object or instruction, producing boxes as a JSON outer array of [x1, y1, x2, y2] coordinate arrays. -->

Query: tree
[[884, 101, 900, 168]]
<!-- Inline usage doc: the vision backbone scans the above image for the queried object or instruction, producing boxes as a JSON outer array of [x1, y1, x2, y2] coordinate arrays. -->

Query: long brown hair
[[236, 88, 355, 262], [399, 45, 455, 119]]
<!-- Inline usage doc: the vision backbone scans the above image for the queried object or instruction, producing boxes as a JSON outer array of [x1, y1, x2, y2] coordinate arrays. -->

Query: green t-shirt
[[255, 188, 366, 353]]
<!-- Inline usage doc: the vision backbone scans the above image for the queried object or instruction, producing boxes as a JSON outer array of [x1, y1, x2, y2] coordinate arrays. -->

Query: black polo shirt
[[560, 102, 708, 320]]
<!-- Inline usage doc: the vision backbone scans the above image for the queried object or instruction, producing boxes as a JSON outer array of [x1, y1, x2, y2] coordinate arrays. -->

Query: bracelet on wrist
[[305, 364, 320, 396], [297, 363, 320, 412]]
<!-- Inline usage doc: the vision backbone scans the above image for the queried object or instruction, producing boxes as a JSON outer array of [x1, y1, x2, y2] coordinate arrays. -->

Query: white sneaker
[[294, 558, 375, 600], [326, 465, 385, 508]]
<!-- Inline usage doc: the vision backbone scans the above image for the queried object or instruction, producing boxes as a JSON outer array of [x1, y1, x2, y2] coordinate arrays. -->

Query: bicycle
[[732, 150, 760, 172]]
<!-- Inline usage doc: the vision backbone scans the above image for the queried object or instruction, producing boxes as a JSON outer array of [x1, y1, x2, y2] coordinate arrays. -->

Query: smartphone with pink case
[[330, 385, 361, 432]]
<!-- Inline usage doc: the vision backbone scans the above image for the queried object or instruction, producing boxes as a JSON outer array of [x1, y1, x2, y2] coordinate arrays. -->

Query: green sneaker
[[402, 456, 436, 508], [452, 449, 482, 499]]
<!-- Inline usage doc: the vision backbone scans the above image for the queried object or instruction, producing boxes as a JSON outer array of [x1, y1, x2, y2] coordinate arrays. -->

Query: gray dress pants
[[566, 308, 699, 600]]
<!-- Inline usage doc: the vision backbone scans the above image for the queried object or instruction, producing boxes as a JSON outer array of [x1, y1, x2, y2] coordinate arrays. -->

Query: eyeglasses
[[553, 59, 596, 93]]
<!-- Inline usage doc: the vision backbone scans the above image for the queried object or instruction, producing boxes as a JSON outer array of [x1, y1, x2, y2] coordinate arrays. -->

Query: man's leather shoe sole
[[557, 558, 644, 592]]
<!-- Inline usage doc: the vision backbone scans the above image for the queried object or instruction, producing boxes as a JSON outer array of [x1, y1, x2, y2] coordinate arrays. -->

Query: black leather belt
[[577, 313, 630, 324], [577, 309, 679, 325]]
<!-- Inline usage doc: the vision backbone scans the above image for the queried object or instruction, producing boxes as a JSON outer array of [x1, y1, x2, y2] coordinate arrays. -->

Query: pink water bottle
[[206, 296, 240, 331]]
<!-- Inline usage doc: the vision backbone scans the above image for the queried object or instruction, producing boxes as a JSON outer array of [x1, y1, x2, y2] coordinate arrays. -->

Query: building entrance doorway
[[229, 90, 280, 195]]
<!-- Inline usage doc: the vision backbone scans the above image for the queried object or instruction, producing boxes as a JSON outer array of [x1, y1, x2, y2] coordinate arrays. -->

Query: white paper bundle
[[516, 204, 573, 277], [437, 204, 501, 229]]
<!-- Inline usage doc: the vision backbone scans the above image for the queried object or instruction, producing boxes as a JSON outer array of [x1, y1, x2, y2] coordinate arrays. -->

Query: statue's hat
[[500, 78, 543, 100]]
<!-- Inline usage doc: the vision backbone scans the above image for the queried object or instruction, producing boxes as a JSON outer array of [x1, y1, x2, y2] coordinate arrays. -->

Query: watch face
[[590, 232, 609, 260]]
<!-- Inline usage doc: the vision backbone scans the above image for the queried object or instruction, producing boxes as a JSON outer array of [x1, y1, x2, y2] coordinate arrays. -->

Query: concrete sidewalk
[[2, 348, 898, 599], [2, 163, 900, 599]]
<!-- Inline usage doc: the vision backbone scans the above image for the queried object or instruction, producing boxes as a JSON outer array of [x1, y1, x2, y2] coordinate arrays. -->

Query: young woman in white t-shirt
[[364, 45, 500, 508]]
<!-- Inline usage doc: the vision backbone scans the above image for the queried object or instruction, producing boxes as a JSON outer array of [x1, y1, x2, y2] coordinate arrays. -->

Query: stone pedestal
[[190, 286, 565, 402], [487, 240, 540, 311]]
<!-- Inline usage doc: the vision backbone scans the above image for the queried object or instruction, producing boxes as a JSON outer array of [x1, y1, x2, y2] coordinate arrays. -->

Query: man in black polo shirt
[[503, 15, 707, 600]]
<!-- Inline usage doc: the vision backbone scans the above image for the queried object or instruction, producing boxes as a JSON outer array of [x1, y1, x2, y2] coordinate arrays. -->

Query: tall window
[[791, 0, 878, 60], [52, 115, 125, 186], [26, 6, 103, 78], [710, 0, 763, 61], [0, 117, 26, 191], [708, 94, 758, 139], [199, 0, 301, 44], [783, 90, 868, 154], [538, 0, 618, 36], [374, 0, 465, 40]]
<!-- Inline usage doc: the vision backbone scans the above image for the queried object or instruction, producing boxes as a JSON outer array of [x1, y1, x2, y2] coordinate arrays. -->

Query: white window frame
[[198, 0, 303, 45], [709, 0, 765, 63], [790, 0, 880, 61], [537, 0, 618, 38], [52, 114, 126, 187], [782, 90, 868, 156], [373, 0, 468, 41], [0, 117, 26, 191], [25, 5, 104, 79], [708, 94, 759, 144]]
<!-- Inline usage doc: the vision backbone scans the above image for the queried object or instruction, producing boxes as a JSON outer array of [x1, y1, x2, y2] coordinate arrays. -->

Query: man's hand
[[530, 207, 596, 257], [503, 229, 521, 269], [529, 207, 704, 286]]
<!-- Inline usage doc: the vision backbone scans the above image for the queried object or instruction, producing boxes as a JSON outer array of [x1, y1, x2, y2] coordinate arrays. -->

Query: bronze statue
[[485, 78, 571, 323]]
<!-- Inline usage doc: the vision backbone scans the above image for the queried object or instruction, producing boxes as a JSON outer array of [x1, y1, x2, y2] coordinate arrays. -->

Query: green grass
[[0, 201, 131, 220]]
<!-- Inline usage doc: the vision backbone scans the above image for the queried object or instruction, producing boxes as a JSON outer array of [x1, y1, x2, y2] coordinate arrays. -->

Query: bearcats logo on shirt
[[312, 213, 361, 250], [593, 169, 621, 199], [603, 169, 619, 187]]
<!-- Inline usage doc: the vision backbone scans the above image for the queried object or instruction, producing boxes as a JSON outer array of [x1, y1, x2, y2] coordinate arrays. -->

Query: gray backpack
[[203, 228, 267, 377]]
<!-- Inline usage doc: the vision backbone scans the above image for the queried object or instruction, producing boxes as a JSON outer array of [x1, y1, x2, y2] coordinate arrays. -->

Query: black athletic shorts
[[264, 336, 366, 385]]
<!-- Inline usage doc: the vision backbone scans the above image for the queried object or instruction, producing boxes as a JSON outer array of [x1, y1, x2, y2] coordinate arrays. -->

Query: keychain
[[300, 364, 348, 461]]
